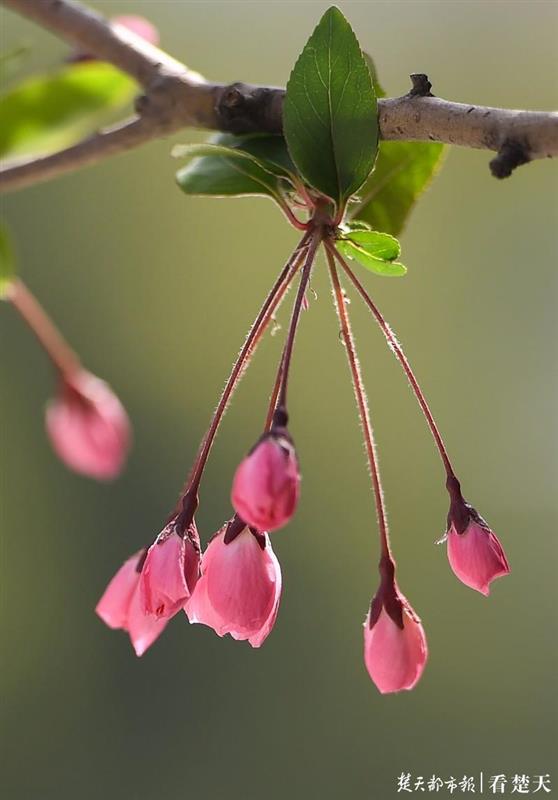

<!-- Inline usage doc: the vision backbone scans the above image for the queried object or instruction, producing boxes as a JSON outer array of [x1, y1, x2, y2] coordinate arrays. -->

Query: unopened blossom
[[231, 431, 300, 532], [185, 519, 281, 647], [69, 15, 159, 62], [96, 550, 168, 656], [445, 476, 510, 596], [140, 523, 200, 619], [45, 369, 130, 480], [112, 15, 160, 45], [364, 560, 428, 694]]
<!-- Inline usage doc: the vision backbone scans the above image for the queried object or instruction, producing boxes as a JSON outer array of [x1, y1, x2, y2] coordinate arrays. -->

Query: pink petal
[[95, 552, 141, 629], [186, 528, 281, 648], [126, 581, 169, 657], [140, 529, 198, 619], [364, 606, 428, 694], [447, 521, 510, 595]]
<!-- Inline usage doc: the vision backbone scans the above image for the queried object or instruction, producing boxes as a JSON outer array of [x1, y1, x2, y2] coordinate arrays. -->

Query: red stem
[[326, 246, 392, 560], [328, 243, 456, 480], [8, 279, 80, 379], [275, 230, 321, 411], [278, 198, 310, 231], [264, 348, 285, 432], [175, 231, 313, 523]]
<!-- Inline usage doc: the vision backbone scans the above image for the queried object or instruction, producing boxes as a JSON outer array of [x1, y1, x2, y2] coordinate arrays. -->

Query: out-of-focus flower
[[45, 369, 130, 479], [112, 16, 160, 46]]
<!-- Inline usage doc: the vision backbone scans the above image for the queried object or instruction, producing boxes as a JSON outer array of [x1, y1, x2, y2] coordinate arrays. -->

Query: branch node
[[134, 94, 150, 115], [489, 139, 531, 178], [215, 82, 285, 134], [408, 74, 433, 97]]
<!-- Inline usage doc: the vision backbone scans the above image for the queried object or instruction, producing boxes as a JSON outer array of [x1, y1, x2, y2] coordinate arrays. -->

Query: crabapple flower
[[45, 369, 130, 480], [446, 520, 510, 596], [140, 523, 200, 619], [445, 476, 510, 596], [112, 15, 160, 45], [231, 431, 300, 532], [96, 550, 168, 656], [364, 560, 428, 694], [185, 518, 281, 647], [69, 15, 159, 62]]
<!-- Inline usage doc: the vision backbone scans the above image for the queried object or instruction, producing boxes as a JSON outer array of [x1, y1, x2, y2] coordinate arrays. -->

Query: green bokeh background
[[1, 2, 557, 798]]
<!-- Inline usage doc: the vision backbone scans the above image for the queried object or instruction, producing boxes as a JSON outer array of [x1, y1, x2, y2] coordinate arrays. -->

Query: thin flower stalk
[[326, 247, 391, 559], [275, 230, 322, 412], [7, 279, 80, 378], [175, 231, 313, 526], [328, 242, 456, 480]]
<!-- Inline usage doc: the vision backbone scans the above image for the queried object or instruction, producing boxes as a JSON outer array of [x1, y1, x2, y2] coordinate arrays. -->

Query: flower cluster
[[93, 218, 509, 693], [5, 206, 510, 693], [97, 489, 287, 652]]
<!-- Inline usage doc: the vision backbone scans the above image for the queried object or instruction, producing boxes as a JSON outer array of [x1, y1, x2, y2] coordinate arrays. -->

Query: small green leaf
[[172, 133, 297, 183], [0, 224, 16, 298], [175, 145, 285, 203], [213, 134, 298, 181], [0, 62, 137, 159], [283, 6, 378, 205], [339, 229, 401, 261], [337, 238, 407, 277]]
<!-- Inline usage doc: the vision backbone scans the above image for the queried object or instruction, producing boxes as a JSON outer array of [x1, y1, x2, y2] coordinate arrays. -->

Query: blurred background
[[1, 2, 557, 798]]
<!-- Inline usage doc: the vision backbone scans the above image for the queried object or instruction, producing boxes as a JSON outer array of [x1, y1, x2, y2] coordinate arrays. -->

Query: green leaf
[[0, 43, 31, 84], [352, 141, 445, 236], [172, 133, 297, 183], [0, 62, 137, 159], [175, 142, 286, 203], [283, 6, 378, 205], [0, 224, 16, 298], [353, 55, 446, 236], [213, 134, 298, 181], [339, 229, 401, 261], [337, 237, 407, 277]]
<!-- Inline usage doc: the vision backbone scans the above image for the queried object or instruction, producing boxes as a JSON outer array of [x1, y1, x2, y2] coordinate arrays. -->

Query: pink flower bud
[[445, 476, 510, 595], [45, 370, 131, 480], [363, 560, 428, 693], [95, 551, 168, 657], [185, 520, 281, 648], [112, 16, 160, 46], [140, 523, 200, 619], [446, 520, 510, 596], [231, 432, 300, 532]]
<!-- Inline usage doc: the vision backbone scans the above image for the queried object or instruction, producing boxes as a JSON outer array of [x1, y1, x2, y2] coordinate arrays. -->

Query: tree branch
[[1, 0, 557, 194]]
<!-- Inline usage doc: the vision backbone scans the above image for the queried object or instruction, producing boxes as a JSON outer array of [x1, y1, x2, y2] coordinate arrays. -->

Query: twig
[[1, 0, 557, 194]]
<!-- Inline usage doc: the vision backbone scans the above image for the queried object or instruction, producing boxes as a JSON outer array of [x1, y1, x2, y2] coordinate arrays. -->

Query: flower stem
[[277, 197, 309, 231], [175, 231, 313, 527], [328, 242, 456, 480], [264, 349, 285, 432], [275, 230, 321, 412], [326, 246, 392, 560], [8, 279, 80, 379]]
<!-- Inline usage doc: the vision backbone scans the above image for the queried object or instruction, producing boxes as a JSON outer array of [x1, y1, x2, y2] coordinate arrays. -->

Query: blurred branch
[[1, 0, 557, 193]]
